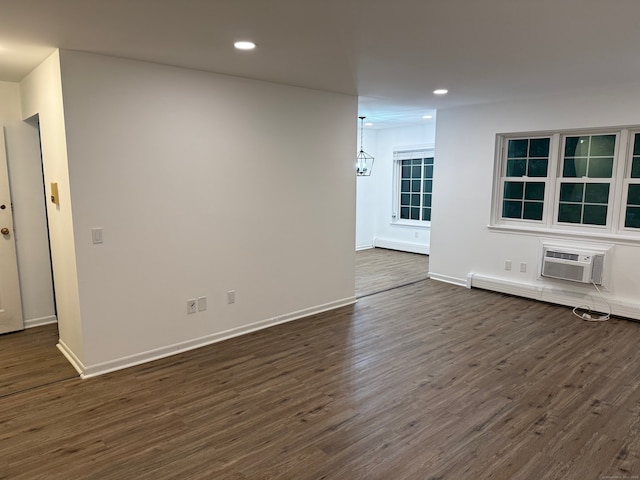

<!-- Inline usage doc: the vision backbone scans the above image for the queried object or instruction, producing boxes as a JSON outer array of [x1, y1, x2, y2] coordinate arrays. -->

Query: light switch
[[91, 227, 103, 244], [50, 182, 59, 205]]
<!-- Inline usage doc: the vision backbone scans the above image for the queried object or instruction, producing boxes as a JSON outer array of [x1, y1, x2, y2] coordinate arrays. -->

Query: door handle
[[1, 227, 9, 235]]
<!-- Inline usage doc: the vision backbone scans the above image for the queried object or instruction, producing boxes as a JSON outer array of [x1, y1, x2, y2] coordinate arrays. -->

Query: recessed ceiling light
[[234, 41, 256, 50], [365, 122, 373, 126], [433, 89, 448, 95], [422, 115, 433, 119]]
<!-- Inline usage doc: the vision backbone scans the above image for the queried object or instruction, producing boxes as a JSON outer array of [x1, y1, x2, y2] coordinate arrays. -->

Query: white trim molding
[[470, 273, 640, 320], [24, 315, 57, 329], [428, 272, 466, 287], [374, 237, 429, 255], [66, 296, 357, 379]]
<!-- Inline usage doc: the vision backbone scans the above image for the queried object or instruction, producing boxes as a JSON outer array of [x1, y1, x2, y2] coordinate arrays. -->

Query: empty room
[[1, 1, 640, 478]]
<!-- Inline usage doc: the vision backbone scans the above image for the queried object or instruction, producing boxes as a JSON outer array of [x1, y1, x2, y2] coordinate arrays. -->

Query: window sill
[[390, 219, 431, 228], [488, 223, 640, 246]]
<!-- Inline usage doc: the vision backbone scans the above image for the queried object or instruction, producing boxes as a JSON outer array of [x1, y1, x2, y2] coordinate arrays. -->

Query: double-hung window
[[623, 132, 640, 229], [557, 134, 616, 227], [393, 148, 434, 223], [493, 126, 640, 238], [502, 137, 550, 222]]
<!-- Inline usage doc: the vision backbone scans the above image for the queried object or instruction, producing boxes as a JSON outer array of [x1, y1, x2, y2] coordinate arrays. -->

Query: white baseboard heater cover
[[541, 247, 605, 285]]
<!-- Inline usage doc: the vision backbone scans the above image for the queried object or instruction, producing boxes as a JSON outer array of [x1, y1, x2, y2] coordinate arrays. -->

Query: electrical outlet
[[187, 298, 197, 314], [227, 290, 235, 304], [197, 296, 207, 312], [505, 260, 512, 271], [520, 262, 527, 273]]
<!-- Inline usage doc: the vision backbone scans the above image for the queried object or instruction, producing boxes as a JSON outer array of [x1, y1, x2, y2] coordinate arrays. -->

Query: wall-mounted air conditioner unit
[[541, 247, 605, 285]]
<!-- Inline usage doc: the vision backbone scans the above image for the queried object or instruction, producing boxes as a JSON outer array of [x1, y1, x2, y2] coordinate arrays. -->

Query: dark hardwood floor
[[355, 248, 429, 297], [2, 260, 640, 478], [0, 323, 77, 398]]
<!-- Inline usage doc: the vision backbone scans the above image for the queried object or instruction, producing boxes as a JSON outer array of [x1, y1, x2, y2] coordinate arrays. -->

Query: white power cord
[[572, 282, 611, 322]]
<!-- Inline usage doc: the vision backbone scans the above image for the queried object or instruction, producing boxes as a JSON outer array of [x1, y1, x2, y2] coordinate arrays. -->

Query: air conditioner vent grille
[[545, 250, 579, 261], [540, 246, 606, 285]]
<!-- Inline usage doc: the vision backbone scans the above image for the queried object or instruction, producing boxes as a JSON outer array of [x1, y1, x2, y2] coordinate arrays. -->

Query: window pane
[[412, 166, 421, 177], [402, 165, 411, 178], [424, 157, 434, 165], [423, 193, 432, 207], [507, 139, 528, 158], [584, 183, 610, 204], [523, 202, 543, 220], [635, 134, 640, 156], [503, 200, 522, 218], [565, 136, 590, 157], [504, 181, 524, 200], [559, 183, 584, 202], [423, 180, 432, 192], [400, 207, 410, 219], [411, 194, 420, 206], [401, 193, 410, 206], [583, 204, 607, 226], [589, 135, 616, 156], [422, 208, 431, 221], [529, 138, 550, 157], [506, 159, 526, 177], [558, 203, 582, 223], [563, 158, 588, 177], [524, 182, 545, 201], [632, 158, 640, 178], [424, 165, 434, 179], [588, 158, 613, 178], [401, 180, 410, 192], [528, 159, 548, 177], [628, 184, 640, 206], [625, 206, 640, 228], [410, 208, 420, 220], [412, 180, 421, 192]]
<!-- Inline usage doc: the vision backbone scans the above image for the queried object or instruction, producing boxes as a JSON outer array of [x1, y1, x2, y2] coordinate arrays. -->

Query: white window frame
[[493, 133, 557, 227], [619, 129, 640, 233], [391, 146, 434, 227], [491, 126, 640, 242]]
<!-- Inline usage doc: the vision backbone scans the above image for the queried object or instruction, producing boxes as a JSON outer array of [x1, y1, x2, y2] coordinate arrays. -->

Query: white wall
[[355, 127, 377, 249], [0, 81, 55, 327], [21, 50, 90, 365], [50, 50, 356, 375], [431, 85, 640, 319], [356, 123, 436, 254]]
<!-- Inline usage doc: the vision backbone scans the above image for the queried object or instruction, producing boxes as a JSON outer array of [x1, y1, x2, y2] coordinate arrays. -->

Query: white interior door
[[0, 129, 24, 334]]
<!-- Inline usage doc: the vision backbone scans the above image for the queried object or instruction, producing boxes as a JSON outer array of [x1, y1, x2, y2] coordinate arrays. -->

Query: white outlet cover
[[197, 296, 207, 311], [187, 299, 197, 314]]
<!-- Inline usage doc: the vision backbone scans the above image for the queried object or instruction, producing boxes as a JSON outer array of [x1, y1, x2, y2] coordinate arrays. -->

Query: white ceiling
[[1, 0, 640, 129]]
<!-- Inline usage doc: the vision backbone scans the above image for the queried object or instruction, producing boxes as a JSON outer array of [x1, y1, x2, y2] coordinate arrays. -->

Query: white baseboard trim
[[74, 296, 357, 379], [24, 315, 57, 329], [428, 272, 467, 287], [373, 238, 429, 255], [356, 244, 374, 251], [470, 273, 640, 320], [57, 339, 84, 377]]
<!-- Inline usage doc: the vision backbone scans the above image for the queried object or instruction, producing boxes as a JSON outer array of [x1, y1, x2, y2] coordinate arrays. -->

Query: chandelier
[[356, 116, 374, 176]]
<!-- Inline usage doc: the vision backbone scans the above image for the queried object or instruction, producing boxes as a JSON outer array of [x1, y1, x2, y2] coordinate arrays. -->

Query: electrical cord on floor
[[572, 282, 611, 322]]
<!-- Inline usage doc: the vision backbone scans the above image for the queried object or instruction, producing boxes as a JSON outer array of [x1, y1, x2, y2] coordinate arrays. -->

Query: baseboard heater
[[541, 247, 605, 285]]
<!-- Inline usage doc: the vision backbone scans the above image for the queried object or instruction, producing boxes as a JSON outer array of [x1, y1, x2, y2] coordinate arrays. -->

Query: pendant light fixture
[[356, 116, 374, 176]]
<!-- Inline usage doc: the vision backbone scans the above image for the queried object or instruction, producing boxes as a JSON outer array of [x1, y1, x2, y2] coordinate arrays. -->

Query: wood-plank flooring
[[355, 248, 429, 297], [0, 323, 77, 398], [2, 273, 640, 478]]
